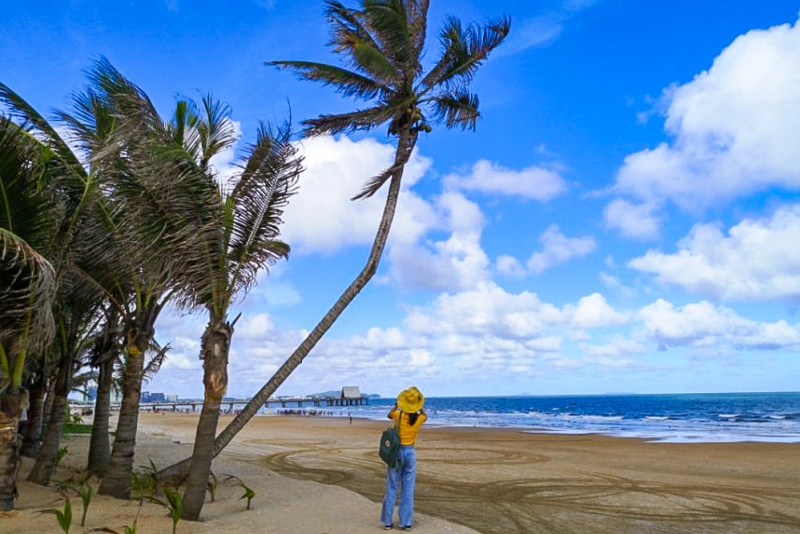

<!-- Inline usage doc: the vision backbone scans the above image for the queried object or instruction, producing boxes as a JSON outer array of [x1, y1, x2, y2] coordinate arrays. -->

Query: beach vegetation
[[52, 492, 74, 533], [224, 474, 256, 510], [206, 471, 219, 502], [57, 479, 96, 527], [86, 509, 140, 534], [123, 90, 303, 521], [130, 459, 161, 503], [0, 77, 114, 504], [146, 484, 184, 534], [1, 53, 301, 516], [54, 446, 69, 469], [63, 411, 92, 435]]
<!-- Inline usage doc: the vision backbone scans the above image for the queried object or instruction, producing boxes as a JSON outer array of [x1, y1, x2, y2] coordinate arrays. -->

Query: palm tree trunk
[[41, 375, 56, 431], [181, 316, 232, 520], [87, 356, 114, 474], [27, 351, 72, 485], [20, 372, 48, 458], [0, 387, 24, 511], [97, 335, 146, 498], [159, 129, 417, 484]]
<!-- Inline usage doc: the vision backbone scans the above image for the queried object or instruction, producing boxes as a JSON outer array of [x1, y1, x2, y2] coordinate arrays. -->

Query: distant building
[[341, 386, 361, 399], [141, 391, 151, 403], [150, 392, 165, 402], [166, 394, 178, 402], [341, 386, 362, 404]]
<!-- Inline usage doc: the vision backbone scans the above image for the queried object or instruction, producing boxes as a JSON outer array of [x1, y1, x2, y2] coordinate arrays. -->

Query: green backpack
[[379, 411, 401, 467]]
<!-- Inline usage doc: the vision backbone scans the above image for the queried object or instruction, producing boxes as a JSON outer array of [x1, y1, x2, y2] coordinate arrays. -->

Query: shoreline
[[131, 407, 800, 444], [4, 412, 800, 533]]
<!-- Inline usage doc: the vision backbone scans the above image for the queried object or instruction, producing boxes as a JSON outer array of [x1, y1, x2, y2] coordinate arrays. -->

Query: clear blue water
[[293, 392, 800, 443]]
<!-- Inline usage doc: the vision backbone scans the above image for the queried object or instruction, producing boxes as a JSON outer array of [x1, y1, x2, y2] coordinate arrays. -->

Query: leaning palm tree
[[158, 0, 509, 484]]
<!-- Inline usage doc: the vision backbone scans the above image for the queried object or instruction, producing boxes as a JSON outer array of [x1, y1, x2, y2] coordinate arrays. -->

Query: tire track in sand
[[257, 442, 800, 534]]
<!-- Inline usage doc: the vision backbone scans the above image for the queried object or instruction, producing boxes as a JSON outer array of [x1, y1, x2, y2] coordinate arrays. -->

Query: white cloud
[[496, 225, 597, 278], [389, 191, 491, 291], [603, 199, 661, 240], [629, 204, 800, 301], [567, 293, 630, 329], [147, 277, 800, 399], [281, 135, 431, 255], [235, 313, 275, 340], [405, 282, 564, 339], [526, 225, 596, 274], [496, 254, 526, 278], [599, 272, 636, 300], [445, 159, 567, 201], [607, 16, 800, 236], [638, 299, 800, 350], [580, 335, 646, 358]]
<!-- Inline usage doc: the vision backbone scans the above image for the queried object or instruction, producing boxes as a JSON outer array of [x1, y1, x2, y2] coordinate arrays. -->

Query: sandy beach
[[3, 412, 799, 533]]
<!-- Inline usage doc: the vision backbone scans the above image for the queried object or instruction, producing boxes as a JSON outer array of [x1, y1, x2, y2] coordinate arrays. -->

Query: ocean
[[317, 392, 800, 443]]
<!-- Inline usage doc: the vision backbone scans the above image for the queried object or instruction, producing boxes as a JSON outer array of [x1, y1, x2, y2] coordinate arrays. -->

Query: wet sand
[[4, 412, 799, 533]]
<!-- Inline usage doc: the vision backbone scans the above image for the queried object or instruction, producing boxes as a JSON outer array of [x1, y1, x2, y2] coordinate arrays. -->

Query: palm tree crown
[[269, 0, 510, 199]]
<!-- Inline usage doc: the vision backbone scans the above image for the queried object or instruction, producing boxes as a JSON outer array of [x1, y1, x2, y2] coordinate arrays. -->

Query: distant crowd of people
[[276, 408, 342, 417]]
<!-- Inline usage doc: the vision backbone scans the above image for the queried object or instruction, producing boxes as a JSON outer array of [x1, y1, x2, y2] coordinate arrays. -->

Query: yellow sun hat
[[397, 386, 425, 413]]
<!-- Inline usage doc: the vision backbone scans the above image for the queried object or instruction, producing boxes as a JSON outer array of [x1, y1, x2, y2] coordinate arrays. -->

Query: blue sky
[[3, 1, 800, 399]]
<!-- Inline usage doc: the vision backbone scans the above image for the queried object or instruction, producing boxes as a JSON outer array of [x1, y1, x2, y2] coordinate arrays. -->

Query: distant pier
[[72, 387, 368, 414], [133, 394, 368, 412]]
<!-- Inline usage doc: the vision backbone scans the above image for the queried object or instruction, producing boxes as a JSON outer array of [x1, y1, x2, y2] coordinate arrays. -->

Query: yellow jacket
[[389, 407, 427, 446]]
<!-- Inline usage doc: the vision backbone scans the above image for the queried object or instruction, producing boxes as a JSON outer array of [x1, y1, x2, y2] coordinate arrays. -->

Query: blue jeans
[[381, 445, 417, 527]]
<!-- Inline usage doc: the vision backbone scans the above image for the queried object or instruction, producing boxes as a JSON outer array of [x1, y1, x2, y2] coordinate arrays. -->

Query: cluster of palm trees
[[0, 0, 509, 522]]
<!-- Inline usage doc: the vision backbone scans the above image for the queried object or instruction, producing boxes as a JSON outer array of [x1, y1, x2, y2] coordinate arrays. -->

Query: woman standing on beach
[[382, 387, 427, 531]]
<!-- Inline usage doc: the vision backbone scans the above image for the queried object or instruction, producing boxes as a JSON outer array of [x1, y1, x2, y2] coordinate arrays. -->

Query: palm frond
[[427, 90, 480, 130], [0, 82, 84, 172], [84, 57, 165, 165], [0, 228, 56, 347], [196, 94, 237, 171], [325, 1, 390, 78], [351, 128, 416, 200], [0, 117, 61, 245], [55, 90, 116, 165], [225, 120, 302, 299], [143, 341, 170, 382], [325, 0, 376, 48], [0, 117, 61, 349], [363, 0, 413, 69], [405, 0, 430, 62], [325, 1, 403, 84], [421, 15, 511, 91], [301, 104, 396, 136], [268, 61, 388, 101], [167, 99, 203, 163]]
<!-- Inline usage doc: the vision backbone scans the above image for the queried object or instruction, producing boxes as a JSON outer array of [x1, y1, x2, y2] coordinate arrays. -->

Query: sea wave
[[271, 392, 800, 443]]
